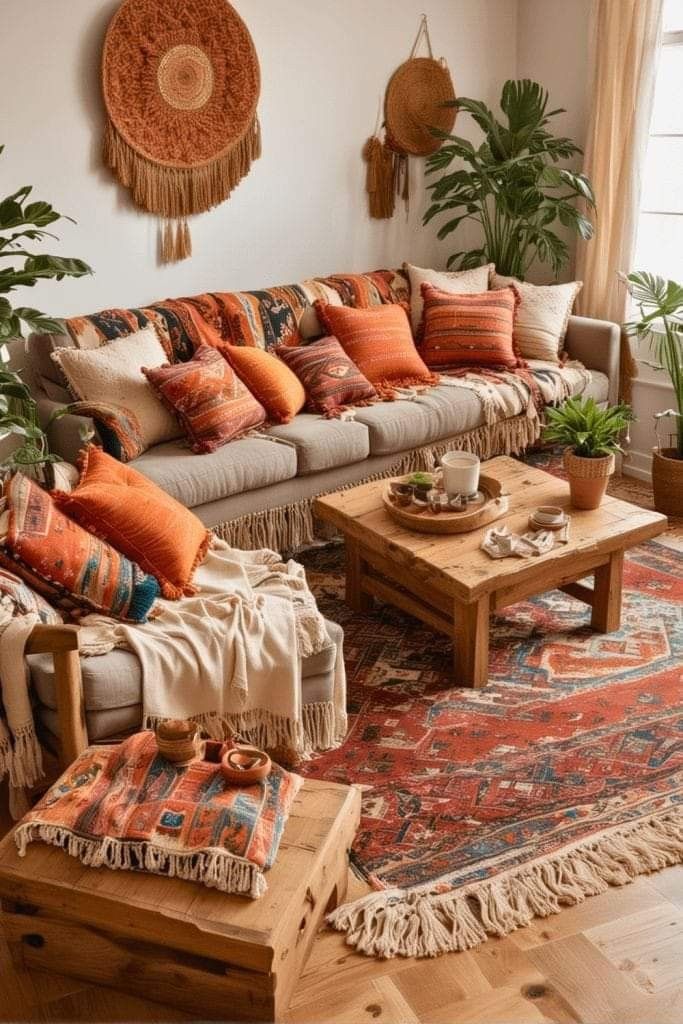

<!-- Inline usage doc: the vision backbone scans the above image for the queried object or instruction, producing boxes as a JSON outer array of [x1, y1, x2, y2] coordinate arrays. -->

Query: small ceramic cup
[[441, 452, 481, 497], [533, 505, 565, 526]]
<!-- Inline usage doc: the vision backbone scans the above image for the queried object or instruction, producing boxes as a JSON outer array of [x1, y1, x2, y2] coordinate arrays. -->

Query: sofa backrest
[[26, 268, 409, 399]]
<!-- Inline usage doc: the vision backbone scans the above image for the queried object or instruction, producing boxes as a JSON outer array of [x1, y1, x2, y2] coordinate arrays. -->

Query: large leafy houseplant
[[424, 79, 595, 279], [0, 145, 91, 475], [621, 270, 683, 516], [542, 396, 633, 509]]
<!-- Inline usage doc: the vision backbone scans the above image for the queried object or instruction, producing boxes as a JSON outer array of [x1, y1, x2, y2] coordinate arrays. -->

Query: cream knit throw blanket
[[0, 540, 347, 816]]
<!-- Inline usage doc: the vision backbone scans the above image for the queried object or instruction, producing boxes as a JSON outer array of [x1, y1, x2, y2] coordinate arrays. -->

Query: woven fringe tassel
[[327, 808, 683, 959], [363, 136, 396, 219], [212, 414, 540, 554], [14, 823, 268, 898], [160, 219, 192, 264]]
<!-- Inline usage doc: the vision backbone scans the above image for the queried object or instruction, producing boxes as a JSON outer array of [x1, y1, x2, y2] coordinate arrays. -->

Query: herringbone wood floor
[[1, 473, 681, 1024]]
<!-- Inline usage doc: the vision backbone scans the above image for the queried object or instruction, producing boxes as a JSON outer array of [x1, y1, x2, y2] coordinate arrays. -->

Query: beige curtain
[[575, 0, 663, 399]]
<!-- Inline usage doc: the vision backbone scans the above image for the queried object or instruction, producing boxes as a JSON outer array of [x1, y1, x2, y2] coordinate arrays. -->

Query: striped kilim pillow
[[419, 283, 523, 369], [277, 336, 377, 417], [143, 345, 266, 454]]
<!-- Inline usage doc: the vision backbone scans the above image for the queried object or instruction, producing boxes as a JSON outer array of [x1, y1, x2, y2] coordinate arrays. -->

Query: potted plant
[[424, 79, 595, 278], [542, 396, 633, 509], [0, 145, 91, 481], [622, 271, 683, 516]]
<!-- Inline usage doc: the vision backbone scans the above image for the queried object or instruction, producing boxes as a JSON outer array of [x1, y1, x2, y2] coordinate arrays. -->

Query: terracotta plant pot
[[563, 450, 615, 510], [651, 447, 683, 517]]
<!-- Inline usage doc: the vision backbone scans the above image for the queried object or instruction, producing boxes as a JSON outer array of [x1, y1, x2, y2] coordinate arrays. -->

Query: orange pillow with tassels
[[53, 445, 211, 600], [313, 301, 437, 398], [418, 283, 524, 369]]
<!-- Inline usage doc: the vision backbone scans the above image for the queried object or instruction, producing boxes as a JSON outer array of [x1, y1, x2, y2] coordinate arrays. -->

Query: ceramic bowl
[[533, 505, 565, 525], [221, 746, 271, 785]]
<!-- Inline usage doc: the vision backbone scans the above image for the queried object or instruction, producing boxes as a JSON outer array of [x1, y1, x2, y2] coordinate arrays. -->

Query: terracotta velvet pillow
[[0, 474, 159, 623], [223, 345, 306, 424], [276, 336, 377, 417], [143, 345, 266, 454], [313, 301, 436, 397], [53, 446, 211, 600], [418, 283, 523, 369]]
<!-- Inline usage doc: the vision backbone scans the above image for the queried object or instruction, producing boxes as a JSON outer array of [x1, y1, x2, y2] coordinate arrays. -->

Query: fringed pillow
[[490, 274, 583, 363], [405, 262, 494, 333], [418, 284, 524, 369], [313, 301, 436, 399], [276, 336, 377, 417], [143, 344, 266, 454], [53, 446, 211, 601], [0, 474, 159, 623], [15, 730, 304, 898]]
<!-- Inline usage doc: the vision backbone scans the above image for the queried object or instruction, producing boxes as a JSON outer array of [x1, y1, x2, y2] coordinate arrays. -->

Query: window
[[633, 0, 683, 283]]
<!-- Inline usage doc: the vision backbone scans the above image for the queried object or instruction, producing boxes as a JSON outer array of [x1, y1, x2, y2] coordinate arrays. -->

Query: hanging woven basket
[[385, 56, 456, 157], [101, 0, 261, 261]]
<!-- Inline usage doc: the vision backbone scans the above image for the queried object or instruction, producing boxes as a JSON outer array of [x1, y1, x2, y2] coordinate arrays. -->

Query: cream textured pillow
[[51, 326, 181, 454], [491, 274, 582, 363], [405, 262, 494, 333]]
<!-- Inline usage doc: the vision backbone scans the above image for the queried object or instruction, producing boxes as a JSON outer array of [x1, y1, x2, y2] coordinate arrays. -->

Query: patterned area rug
[[300, 452, 683, 959]]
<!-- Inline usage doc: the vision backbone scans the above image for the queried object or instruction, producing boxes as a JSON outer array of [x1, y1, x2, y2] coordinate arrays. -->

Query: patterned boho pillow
[[53, 446, 211, 601], [405, 262, 494, 333], [0, 474, 159, 623], [313, 301, 437, 398], [222, 345, 306, 424], [0, 567, 63, 624], [276, 336, 377, 417], [490, 274, 583, 363], [418, 283, 524, 369], [51, 326, 181, 459], [65, 401, 146, 464], [143, 345, 266, 454]]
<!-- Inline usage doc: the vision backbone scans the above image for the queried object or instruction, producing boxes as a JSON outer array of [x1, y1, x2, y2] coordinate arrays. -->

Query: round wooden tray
[[383, 473, 509, 534]]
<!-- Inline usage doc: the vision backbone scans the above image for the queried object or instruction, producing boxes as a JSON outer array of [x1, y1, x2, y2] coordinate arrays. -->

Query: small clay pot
[[155, 719, 199, 765], [221, 746, 271, 785], [564, 451, 615, 510]]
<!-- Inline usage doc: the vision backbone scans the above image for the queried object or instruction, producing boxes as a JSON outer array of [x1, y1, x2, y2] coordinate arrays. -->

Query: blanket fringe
[[7, 723, 43, 790], [326, 807, 683, 959], [214, 414, 539, 553], [14, 822, 267, 898]]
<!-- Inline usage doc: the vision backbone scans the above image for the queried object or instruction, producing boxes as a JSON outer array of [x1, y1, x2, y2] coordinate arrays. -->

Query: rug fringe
[[14, 822, 267, 898], [326, 807, 683, 959], [213, 414, 539, 553]]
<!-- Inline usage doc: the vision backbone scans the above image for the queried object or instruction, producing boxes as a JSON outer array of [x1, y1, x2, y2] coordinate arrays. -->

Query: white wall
[[0, 0, 518, 319]]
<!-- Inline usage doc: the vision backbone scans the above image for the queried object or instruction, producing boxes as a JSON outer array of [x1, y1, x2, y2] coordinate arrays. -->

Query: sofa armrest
[[26, 624, 87, 768], [564, 315, 620, 406], [36, 397, 97, 466]]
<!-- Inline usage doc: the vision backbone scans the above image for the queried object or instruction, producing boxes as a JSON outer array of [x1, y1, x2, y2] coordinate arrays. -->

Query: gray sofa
[[15, 275, 619, 756]]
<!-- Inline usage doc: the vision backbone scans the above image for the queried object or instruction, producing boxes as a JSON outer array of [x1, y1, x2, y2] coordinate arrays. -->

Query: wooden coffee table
[[314, 455, 667, 689]]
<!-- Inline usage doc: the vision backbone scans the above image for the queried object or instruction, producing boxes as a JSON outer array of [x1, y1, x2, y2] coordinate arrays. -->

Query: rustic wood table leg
[[591, 550, 624, 632], [453, 594, 490, 688], [345, 538, 373, 613]]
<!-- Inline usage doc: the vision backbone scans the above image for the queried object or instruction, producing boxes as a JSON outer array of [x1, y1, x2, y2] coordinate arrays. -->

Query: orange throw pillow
[[418, 284, 523, 369], [53, 445, 211, 600], [314, 301, 437, 397], [223, 345, 306, 424]]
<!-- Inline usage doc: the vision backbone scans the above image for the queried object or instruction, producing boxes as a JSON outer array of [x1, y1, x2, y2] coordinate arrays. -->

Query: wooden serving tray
[[383, 473, 509, 534]]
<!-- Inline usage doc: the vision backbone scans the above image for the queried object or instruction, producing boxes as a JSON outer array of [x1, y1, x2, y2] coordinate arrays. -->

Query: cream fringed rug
[[300, 450, 683, 959]]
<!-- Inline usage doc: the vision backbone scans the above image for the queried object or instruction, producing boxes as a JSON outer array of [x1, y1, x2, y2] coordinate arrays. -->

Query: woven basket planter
[[652, 448, 683, 517], [563, 450, 615, 510]]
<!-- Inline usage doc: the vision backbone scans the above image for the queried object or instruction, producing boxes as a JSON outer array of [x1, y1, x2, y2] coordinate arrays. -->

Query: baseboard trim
[[622, 448, 653, 482]]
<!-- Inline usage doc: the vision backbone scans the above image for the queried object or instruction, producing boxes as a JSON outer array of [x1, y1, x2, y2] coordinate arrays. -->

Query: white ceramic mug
[[440, 452, 481, 496]]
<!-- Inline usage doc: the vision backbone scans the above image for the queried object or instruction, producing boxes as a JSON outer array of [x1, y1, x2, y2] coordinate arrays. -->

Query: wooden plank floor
[[1, 473, 681, 1023]]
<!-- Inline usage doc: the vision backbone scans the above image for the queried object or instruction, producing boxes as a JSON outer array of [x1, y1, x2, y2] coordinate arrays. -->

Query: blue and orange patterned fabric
[[15, 730, 304, 898], [0, 474, 159, 622]]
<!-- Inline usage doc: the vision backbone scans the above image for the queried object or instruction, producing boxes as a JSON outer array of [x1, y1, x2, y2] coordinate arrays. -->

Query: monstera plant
[[424, 79, 595, 279], [0, 145, 91, 475]]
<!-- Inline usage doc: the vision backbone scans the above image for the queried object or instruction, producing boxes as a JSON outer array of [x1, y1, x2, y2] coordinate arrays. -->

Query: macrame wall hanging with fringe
[[364, 14, 456, 220], [102, 0, 261, 263]]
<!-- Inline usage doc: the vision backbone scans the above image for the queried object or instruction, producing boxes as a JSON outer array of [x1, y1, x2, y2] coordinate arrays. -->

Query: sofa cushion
[[267, 415, 370, 475], [131, 436, 298, 508], [353, 384, 485, 455], [419, 284, 523, 369]]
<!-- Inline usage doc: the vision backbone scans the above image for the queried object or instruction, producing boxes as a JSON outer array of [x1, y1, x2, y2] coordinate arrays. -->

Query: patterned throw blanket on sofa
[[0, 540, 347, 816]]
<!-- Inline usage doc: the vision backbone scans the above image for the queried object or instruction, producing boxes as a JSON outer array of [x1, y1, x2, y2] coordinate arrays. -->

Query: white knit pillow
[[51, 326, 181, 452], [491, 274, 582, 363], [405, 262, 494, 333]]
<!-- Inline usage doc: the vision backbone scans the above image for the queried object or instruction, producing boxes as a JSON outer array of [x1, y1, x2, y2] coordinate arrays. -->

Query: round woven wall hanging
[[102, 0, 261, 262], [385, 55, 456, 157]]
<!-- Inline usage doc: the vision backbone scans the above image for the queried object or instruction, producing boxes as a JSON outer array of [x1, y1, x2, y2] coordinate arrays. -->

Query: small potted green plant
[[622, 271, 683, 516], [542, 396, 633, 509]]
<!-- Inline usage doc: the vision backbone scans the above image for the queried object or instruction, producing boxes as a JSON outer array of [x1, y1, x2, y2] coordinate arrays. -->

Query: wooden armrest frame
[[26, 624, 87, 769]]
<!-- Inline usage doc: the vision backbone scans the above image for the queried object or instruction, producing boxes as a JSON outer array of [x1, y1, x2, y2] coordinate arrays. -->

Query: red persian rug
[[300, 453, 683, 959]]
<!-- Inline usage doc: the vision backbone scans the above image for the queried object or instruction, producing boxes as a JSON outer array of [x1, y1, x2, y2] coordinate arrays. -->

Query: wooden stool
[[0, 778, 360, 1021]]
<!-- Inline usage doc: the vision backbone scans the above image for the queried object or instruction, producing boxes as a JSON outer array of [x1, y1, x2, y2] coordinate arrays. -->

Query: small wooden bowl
[[221, 746, 271, 785], [155, 719, 199, 766]]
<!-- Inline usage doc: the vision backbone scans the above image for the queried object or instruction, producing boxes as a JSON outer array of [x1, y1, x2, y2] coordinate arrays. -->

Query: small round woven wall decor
[[102, 0, 261, 261], [385, 55, 456, 156]]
